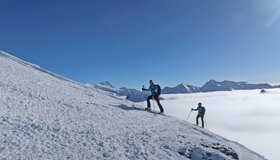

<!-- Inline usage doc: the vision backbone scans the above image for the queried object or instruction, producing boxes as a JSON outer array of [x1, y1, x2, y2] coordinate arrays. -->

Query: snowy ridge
[[86, 82, 149, 102], [0, 51, 267, 159], [87, 83, 119, 94], [200, 80, 272, 92], [99, 81, 116, 88], [0, 51, 40, 68], [0, 51, 84, 87], [162, 84, 200, 94], [160, 80, 275, 95]]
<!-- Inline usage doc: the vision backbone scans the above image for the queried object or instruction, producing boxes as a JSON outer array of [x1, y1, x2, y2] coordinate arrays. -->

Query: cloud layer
[[156, 88, 280, 160]]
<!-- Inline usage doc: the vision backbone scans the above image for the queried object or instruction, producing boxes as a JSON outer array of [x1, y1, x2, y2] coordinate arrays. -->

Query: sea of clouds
[[152, 88, 280, 160]]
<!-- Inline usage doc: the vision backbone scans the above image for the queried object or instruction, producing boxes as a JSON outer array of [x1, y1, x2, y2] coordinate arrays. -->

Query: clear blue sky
[[1, 0, 280, 88]]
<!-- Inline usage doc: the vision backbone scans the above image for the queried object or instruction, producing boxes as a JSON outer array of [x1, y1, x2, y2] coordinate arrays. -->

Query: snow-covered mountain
[[162, 84, 200, 94], [88, 80, 276, 101], [99, 81, 116, 88], [200, 80, 273, 92], [86, 83, 148, 102], [119, 87, 149, 102], [86, 81, 119, 94], [161, 80, 275, 94], [0, 50, 267, 159]]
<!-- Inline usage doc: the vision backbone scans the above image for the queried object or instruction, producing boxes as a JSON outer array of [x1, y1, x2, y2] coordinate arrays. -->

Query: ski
[[132, 105, 146, 110], [146, 109, 166, 116], [132, 105, 169, 117]]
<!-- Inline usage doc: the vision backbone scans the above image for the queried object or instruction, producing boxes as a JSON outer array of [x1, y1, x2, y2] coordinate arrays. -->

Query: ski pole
[[152, 97, 155, 111], [186, 110, 192, 121], [142, 85, 145, 106], [142, 85, 144, 101], [204, 114, 208, 129]]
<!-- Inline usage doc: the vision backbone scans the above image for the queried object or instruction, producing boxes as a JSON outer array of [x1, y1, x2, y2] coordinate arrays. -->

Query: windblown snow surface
[[0, 51, 266, 160]]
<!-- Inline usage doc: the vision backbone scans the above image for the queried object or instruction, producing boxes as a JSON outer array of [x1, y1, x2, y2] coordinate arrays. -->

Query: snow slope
[[0, 51, 266, 160]]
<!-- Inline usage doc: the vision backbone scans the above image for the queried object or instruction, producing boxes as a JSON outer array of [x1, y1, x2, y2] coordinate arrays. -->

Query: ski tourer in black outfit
[[142, 80, 164, 113], [192, 102, 206, 128]]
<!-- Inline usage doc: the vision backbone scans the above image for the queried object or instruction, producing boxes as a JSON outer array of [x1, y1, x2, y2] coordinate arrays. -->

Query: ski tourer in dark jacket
[[192, 102, 206, 128], [142, 80, 164, 113]]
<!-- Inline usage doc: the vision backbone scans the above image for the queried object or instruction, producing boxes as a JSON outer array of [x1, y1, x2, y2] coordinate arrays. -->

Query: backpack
[[197, 106, 206, 115], [155, 84, 161, 95], [200, 107, 206, 115]]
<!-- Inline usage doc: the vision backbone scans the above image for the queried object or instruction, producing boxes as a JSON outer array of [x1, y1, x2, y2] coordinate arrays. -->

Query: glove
[[191, 108, 193, 111]]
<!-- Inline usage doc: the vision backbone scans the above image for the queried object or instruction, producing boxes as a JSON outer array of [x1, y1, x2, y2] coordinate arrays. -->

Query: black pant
[[147, 94, 164, 112], [196, 114, 204, 128]]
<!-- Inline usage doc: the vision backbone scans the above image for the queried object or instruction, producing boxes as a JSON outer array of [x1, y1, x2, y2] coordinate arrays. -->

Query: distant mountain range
[[86, 81, 150, 102], [88, 80, 279, 102], [163, 80, 275, 94]]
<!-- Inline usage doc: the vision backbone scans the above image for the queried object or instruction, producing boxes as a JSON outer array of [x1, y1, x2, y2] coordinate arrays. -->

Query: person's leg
[[201, 115, 204, 128], [196, 115, 199, 126], [146, 95, 153, 108], [154, 95, 164, 112]]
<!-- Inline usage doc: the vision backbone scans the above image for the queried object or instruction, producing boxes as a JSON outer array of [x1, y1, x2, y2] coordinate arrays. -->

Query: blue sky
[[1, 0, 280, 88]]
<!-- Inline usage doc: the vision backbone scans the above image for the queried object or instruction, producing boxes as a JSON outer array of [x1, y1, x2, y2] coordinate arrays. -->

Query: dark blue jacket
[[193, 106, 206, 115], [145, 84, 160, 95]]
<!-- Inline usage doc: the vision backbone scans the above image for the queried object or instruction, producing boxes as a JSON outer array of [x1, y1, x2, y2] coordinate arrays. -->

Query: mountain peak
[[99, 81, 116, 88], [177, 83, 186, 87], [208, 79, 218, 83]]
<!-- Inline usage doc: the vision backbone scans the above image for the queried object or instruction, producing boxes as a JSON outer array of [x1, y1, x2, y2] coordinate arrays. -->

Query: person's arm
[[191, 107, 198, 111], [147, 85, 151, 91], [142, 85, 151, 91]]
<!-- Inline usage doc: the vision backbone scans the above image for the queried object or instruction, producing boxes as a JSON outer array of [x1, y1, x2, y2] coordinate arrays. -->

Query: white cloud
[[252, 0, 280, 27], [153, 88, 280, 160], [266, 8, 280, 27]]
